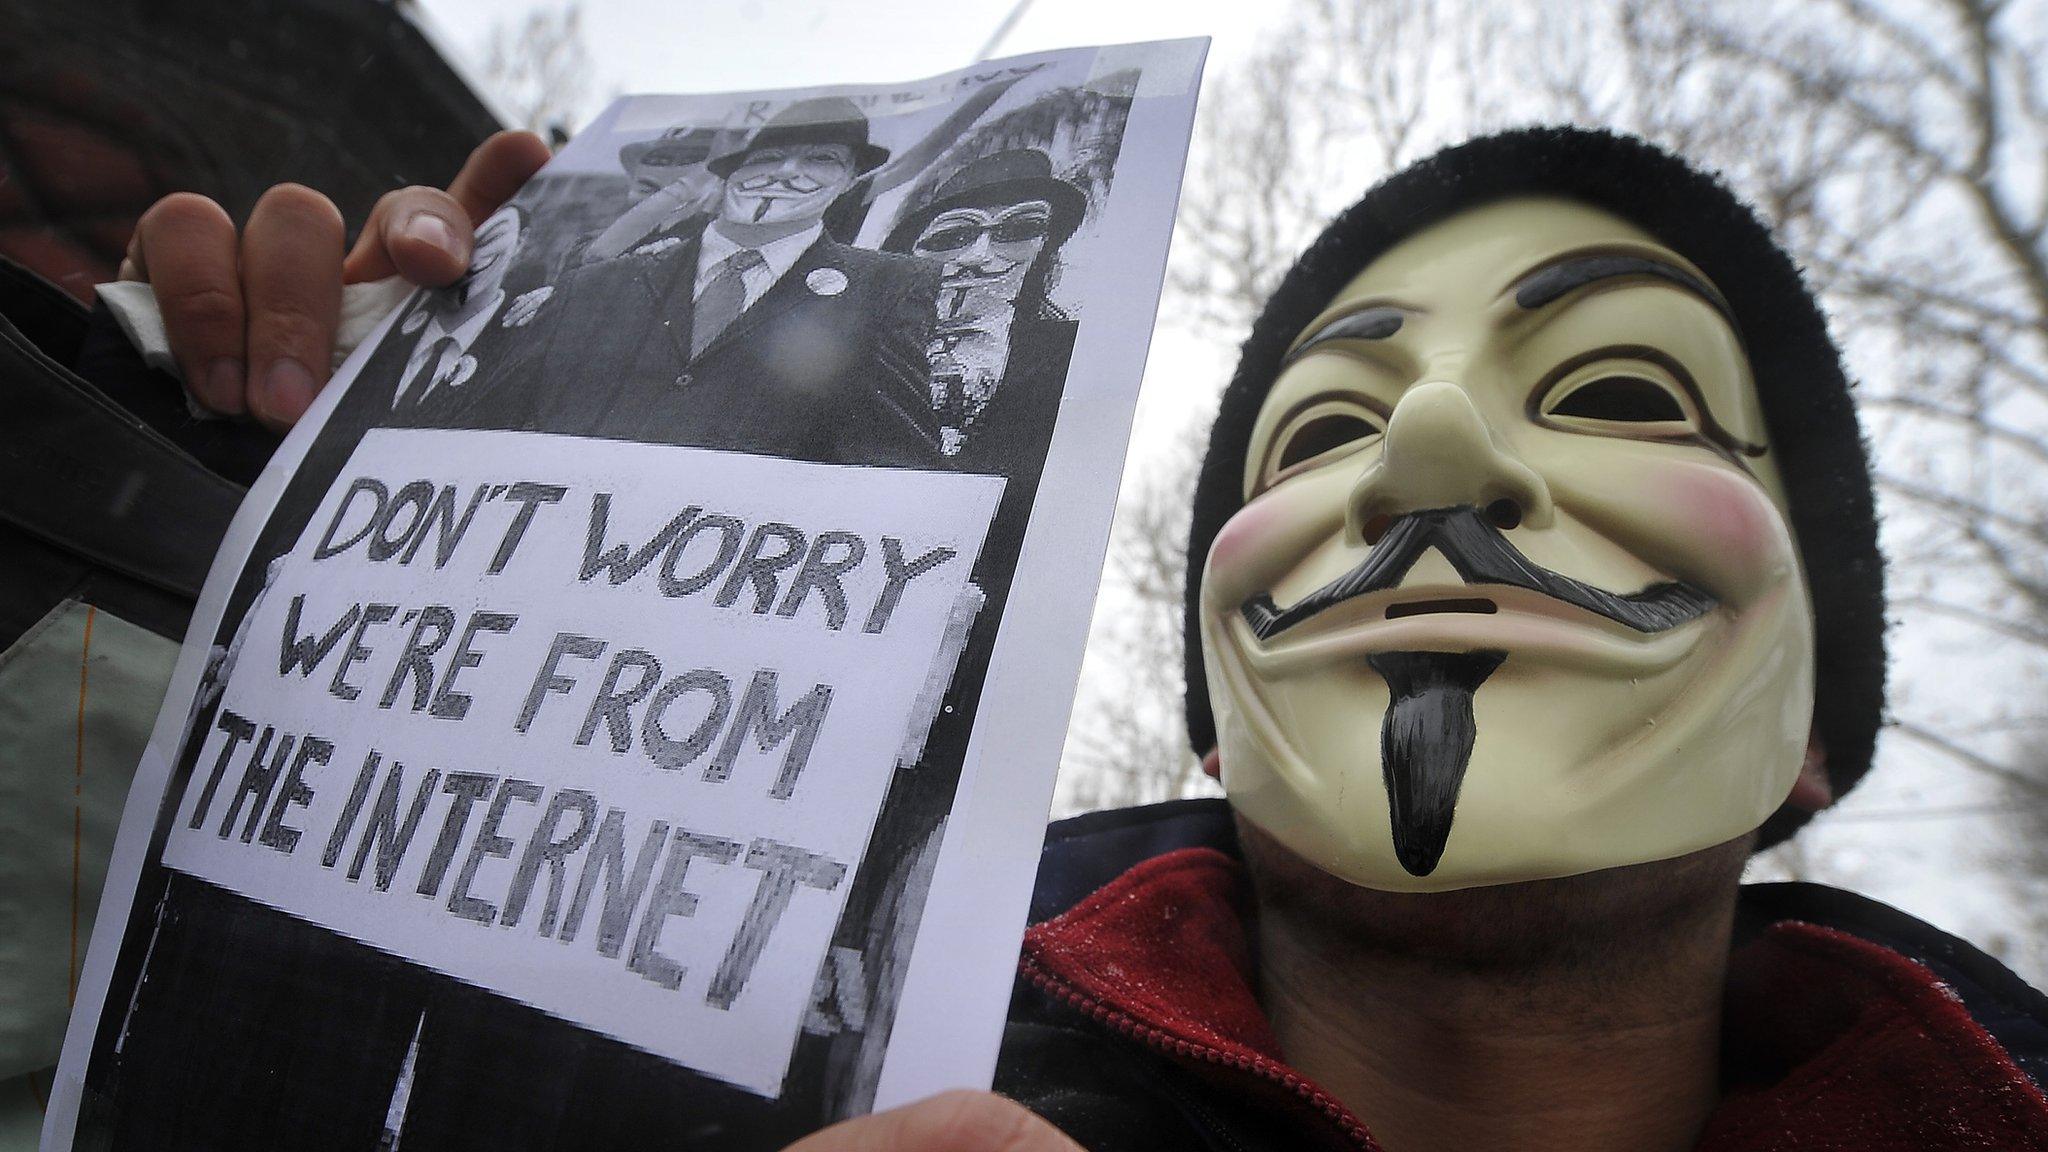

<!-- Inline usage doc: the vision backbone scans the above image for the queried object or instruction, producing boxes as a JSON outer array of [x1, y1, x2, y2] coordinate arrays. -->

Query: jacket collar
[[1021, 837, 2048, 1150]]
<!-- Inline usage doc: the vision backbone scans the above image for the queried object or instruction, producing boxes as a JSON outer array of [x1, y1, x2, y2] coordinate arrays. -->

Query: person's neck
[[1244, 823, 1747, 1152], [711, 216, 817, 248]]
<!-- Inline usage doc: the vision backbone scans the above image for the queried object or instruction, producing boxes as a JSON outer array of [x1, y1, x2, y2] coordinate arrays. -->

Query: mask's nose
[[1346, 380, 1554, 543]]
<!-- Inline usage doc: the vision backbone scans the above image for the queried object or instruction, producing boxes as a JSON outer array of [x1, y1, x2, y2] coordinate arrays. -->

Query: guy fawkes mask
[[720, 143, 856, 227], [1200, 196, 1816, 891]]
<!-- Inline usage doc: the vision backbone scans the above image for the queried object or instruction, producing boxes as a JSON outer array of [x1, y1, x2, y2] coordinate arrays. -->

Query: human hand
[[782, 1090, 1082, 1152], [117, 130, 551, 431]]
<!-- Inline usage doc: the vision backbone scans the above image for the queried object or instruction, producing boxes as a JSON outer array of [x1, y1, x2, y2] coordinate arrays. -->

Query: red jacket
[[995, 800, 2048, 1151]]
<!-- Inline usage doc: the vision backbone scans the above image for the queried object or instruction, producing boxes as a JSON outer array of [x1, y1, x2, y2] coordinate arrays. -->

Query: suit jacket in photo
[[513, 223, 944, 468]]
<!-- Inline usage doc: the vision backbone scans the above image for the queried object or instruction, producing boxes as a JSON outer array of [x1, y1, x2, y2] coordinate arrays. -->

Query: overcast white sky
[[413, 0, 1273, 97]]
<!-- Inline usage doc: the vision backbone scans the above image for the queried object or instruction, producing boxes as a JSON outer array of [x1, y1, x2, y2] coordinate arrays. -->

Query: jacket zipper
[[1020, 954, 1381, 1151]]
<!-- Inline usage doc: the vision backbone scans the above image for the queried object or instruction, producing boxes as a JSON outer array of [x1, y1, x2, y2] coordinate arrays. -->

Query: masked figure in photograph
[[506, 97, 941, 466], [884, 148, 1085, 468], [565, 126, 734, 269], [619, 126, 724, 210]]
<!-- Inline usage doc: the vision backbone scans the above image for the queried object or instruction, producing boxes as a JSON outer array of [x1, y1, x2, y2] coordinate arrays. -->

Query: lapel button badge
[[806, 268, 849, 296]]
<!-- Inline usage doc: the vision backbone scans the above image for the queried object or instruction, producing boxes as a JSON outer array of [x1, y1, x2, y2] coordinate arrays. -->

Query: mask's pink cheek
[[1208, 503, 1271, 574], [1207, 496, 1307, 603], [1642, 465, 1798, 594]]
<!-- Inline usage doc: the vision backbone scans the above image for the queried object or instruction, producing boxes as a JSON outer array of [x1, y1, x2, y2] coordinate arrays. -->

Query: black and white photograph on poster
[[45, 39, 1205, 1152]]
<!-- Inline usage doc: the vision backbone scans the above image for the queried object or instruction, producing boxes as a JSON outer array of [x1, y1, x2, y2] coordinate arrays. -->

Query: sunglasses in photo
[[916, 215, 1054, 252]]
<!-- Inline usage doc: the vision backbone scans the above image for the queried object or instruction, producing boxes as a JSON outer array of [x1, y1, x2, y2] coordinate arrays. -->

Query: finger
[[117, 233, 146, 283], [341, 130, 549, 285], [782, 1091, 1081, 1152], [446, 130, 552, 222], [241, 183, 345, 431], [127, 193, 247, 413], [344, 185, 474, 287]]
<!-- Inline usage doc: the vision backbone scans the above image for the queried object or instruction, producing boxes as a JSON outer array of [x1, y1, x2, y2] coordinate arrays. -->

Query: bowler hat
[[705, 97, 890, 178], [884, 149, 1087, 253], [620, 126, 717, 172]]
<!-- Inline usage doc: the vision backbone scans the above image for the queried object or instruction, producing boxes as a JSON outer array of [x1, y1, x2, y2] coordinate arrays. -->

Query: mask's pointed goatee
[[1367, 650, 1506, 877]]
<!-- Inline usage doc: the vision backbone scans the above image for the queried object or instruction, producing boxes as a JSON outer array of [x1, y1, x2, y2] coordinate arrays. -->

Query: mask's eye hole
[[1273, 411, 1382, 474], [1546, 374, 1688, 423]]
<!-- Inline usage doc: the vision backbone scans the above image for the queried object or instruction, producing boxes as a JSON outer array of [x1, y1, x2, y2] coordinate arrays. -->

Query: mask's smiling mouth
[[940, 264, 1022, 286], [1240, 506, 1715, 642], [1385, 597, 1498, 620]]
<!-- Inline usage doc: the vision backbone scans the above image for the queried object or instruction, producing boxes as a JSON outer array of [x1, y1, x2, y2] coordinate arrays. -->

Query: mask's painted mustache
[[1240, 507, 1715, 641], [940, 261, 1022, 283], [735, 175, 823, 194]]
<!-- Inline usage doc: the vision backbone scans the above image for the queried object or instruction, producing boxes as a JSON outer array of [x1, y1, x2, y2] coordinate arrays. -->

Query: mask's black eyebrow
[[1283, 306, 1405, 365], [1512, 254, 1735, 328]]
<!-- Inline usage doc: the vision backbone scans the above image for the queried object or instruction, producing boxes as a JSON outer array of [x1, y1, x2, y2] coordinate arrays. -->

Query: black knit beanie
[[1182, 126, 1886, 850]]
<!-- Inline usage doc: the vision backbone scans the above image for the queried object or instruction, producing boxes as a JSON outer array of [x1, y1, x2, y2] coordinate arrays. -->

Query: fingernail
[[403, 213, 459, 256], [259, 358, 318, 424], [203, 358, 244, 410]]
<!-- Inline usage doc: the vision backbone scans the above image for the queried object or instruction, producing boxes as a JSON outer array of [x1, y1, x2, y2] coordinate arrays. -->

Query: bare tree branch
[[1892, 719, 2048, 797], [479, 4, 598, 139]]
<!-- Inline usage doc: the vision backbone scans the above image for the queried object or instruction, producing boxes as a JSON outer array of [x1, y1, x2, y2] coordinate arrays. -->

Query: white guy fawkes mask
[[913, 200, 1054, 323], [1199, 197, 1816, 892], [719, 143, 857, 229]]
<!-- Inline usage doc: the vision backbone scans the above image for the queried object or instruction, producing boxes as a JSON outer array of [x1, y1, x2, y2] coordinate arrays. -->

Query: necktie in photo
[[403, 335, 459, 407], [690, 248, 767, 359]]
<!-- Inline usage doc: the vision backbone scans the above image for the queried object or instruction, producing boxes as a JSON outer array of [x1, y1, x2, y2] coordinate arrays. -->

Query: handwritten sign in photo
[[165, 431, 1000, 1094]]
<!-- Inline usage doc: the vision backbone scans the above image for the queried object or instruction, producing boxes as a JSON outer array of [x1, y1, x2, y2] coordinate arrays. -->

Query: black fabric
[[69, 302, 281, 490], [1027, 797, 1240, 924], [0, 258, 260, 650], [0, 518, 191, 647], [1180, 127, 1886, 849], [999, 1012, 1323, 1152], [0, 256, 89, 363]]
